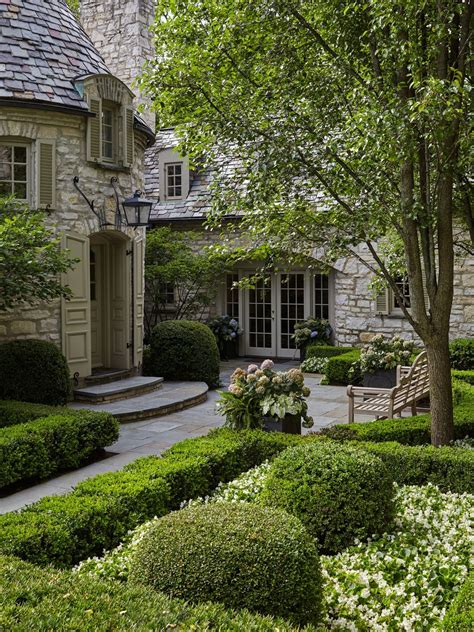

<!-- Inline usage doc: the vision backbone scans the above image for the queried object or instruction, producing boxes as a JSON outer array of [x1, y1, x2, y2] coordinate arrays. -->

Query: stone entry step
[[70, 381, 209, 422], [84, 368, 132, 386], [74, 376, 164, 404]]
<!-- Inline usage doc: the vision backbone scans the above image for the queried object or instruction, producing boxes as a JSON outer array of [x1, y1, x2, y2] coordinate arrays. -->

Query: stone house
[[0, 0, 155, 380], [83, 0, 469, 359], [145, 128, 473, 357]]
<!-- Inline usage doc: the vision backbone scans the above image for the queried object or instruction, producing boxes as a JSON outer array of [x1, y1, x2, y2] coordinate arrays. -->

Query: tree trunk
[[424, 332, 454, 446]]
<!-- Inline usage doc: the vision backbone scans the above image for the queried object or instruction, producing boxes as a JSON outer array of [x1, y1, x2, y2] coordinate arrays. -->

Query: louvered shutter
[[123, 105, 134, 167], [87, 98, 102, 162], [36, 140, 56, 209], [375, 287, 390, 315], [419, 264, 430, 315]]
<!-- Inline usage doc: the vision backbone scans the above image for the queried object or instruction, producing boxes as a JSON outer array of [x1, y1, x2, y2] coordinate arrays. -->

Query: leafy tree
[[66, 0, 79, 18], [145, 227, 229, 340], [141, 0, 473, 445], [0, 197, 76, 311]]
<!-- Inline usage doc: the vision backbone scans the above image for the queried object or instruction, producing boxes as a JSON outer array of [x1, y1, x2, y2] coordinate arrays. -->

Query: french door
[[242, 272, 311, 358]]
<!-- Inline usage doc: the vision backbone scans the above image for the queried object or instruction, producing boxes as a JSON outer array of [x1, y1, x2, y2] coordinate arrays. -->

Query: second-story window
[[102, 102, 117, 162], [0, 144, 28, 200], [393, 275, 411, 310], [166, 163, 183, 198]]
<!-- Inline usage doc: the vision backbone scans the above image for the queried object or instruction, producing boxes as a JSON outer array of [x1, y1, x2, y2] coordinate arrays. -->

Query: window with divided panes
[[280, 273, 305, 349], [0, 144, 28, 200], [314, 274, 329, 319], [165, 163, 183, 198], [226, 273, 239, 318]]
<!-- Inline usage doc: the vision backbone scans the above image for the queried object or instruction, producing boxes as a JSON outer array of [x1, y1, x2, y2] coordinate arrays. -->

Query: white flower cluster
[[301, 356, 330, 374], [321, 483, 474, 631]]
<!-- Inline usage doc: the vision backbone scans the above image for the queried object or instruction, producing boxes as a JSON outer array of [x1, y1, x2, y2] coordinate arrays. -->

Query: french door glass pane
[[248, 277, 272, 348], [280, 273, 305, 349]]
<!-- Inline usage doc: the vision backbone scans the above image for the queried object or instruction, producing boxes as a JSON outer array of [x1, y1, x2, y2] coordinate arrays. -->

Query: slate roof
[[0, 0, 109, 111], [146, 128, 243, 222]]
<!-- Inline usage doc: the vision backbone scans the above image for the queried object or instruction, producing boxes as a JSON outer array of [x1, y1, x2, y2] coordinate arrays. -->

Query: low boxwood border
[[306, 344, 357, 359], [0, 402, 119, 489], [322, 382, 474, 445], [0, 555, 317, 631], [356, 441, 474, 494], [324, 350, 361, 385], [442, 571, 474, 631], [0, 429, 301, 567]]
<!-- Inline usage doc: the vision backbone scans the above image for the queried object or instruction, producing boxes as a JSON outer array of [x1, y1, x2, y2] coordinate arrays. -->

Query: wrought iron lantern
[[121, 191, 153, 227]]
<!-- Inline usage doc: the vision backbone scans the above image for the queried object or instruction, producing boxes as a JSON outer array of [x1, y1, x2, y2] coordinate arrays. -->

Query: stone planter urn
[[363, 367, 397, 389], [263, 413, 302, 435], [219, 339, 238, 360]]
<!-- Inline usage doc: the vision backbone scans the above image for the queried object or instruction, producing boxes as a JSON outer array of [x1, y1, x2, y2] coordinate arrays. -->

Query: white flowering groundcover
[[75, 463, 473, 631]]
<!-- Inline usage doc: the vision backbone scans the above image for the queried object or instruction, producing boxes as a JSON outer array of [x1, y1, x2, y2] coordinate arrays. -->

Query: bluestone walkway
[[1, 359, 352, 514]]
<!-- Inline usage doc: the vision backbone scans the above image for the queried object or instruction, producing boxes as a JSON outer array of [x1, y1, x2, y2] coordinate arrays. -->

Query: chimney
[[80, 0, 155, 130]]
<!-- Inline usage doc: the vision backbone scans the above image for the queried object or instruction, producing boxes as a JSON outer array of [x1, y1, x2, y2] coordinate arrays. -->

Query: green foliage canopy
[[0, 197, 76, 311]]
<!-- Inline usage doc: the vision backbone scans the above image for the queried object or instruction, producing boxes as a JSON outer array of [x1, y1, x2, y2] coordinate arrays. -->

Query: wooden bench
[[347, 351, 430, 424]]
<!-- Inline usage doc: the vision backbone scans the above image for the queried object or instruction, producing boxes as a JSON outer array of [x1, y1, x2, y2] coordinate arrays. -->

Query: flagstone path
[[0, 359, 359, 514]]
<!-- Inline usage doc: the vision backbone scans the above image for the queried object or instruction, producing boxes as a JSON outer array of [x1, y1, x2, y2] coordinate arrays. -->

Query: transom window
[[166, 163, 183, 198], [0, 144, 28, 200], [101, 103, 116, 162]]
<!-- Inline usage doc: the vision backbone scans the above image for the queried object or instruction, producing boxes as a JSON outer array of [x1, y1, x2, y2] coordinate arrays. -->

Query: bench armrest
[[347, 385, 394, 398]]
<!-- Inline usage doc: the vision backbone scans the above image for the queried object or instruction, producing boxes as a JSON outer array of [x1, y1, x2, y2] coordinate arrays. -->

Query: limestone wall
[[0, 106, 147, 345], [80, 0, 156, 130], [332, 245, 474, 346]]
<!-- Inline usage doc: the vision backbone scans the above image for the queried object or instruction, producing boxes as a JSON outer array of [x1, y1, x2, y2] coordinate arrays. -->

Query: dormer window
[[80, 74, 135, 169], [159, 147, 190, 202], [102, 102, 117, 161], [166, 162, 183, 199]]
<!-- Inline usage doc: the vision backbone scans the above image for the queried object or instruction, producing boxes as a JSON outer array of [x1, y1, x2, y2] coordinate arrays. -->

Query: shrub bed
[[0, 429, 300, 567], [0, 339, 70, 405], [130, 503, 323, 625], [0, 399, 74, 429], [261, 441, 394, 553], [324, 350, 361, 385], [0, 556, 316, 631], [0, 409, 119, 489], [305, 343, 356, 359], [449, 337, 474, 370], [358, 441, 474, 494], [452, 369, 474, 385], [146, 320, 220, 387], [442, 571, 474, 631]]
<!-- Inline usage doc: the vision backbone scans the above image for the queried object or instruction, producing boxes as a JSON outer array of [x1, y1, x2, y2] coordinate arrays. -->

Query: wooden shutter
[[133, 234, 145, 368], [123, 105, 134, 167], [61, 232, 91, 378], [419, 264, 430, 315], [87, 98, 102, 162], [375, 287, 390, 315], [36, 140, 56, 209]]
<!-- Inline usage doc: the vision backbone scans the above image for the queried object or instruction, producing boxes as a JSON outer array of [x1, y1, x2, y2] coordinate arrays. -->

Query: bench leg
[[348, 398, 354, 424], [411, 402, 417, 416]]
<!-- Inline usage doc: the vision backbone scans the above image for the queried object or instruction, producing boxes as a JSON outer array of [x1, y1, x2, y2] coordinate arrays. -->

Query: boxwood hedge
[[0, 555, 317, 631], [0, 403, 118, 489], [324, 350, 361, 385], [442, 572, 474, 631], [130, 503, 323, 624], [0, 429, 301, 567], [322, 382, 474, 445], [306, 344, 357, 359], [0, 339, 70, 405], [261, 441, 394, 554]]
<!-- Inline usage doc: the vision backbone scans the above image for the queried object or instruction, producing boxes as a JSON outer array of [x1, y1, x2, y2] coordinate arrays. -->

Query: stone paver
[[0, 359, 357, 514]]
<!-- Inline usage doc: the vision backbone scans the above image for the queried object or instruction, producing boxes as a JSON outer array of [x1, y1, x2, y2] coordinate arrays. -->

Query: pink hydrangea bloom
[[260, 359, 274, 370], [247, 364, 259, 373]]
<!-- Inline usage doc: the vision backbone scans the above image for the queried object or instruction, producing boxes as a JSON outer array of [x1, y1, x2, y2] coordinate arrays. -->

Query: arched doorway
[[89, 231, 130, 371]]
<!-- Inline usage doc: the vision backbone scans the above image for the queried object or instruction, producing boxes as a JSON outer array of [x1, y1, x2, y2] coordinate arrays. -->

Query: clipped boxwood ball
[[0, 339, 70, 405], [129, 502, 323, 625], [261, 441, 395, 554], [147, 320, 220, 387]]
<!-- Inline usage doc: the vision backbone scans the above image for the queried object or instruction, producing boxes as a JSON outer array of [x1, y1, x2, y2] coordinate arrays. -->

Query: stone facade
[[332, 246, 474, 346], [0, 106, 148, 348], [81, 0, 156, 130]]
